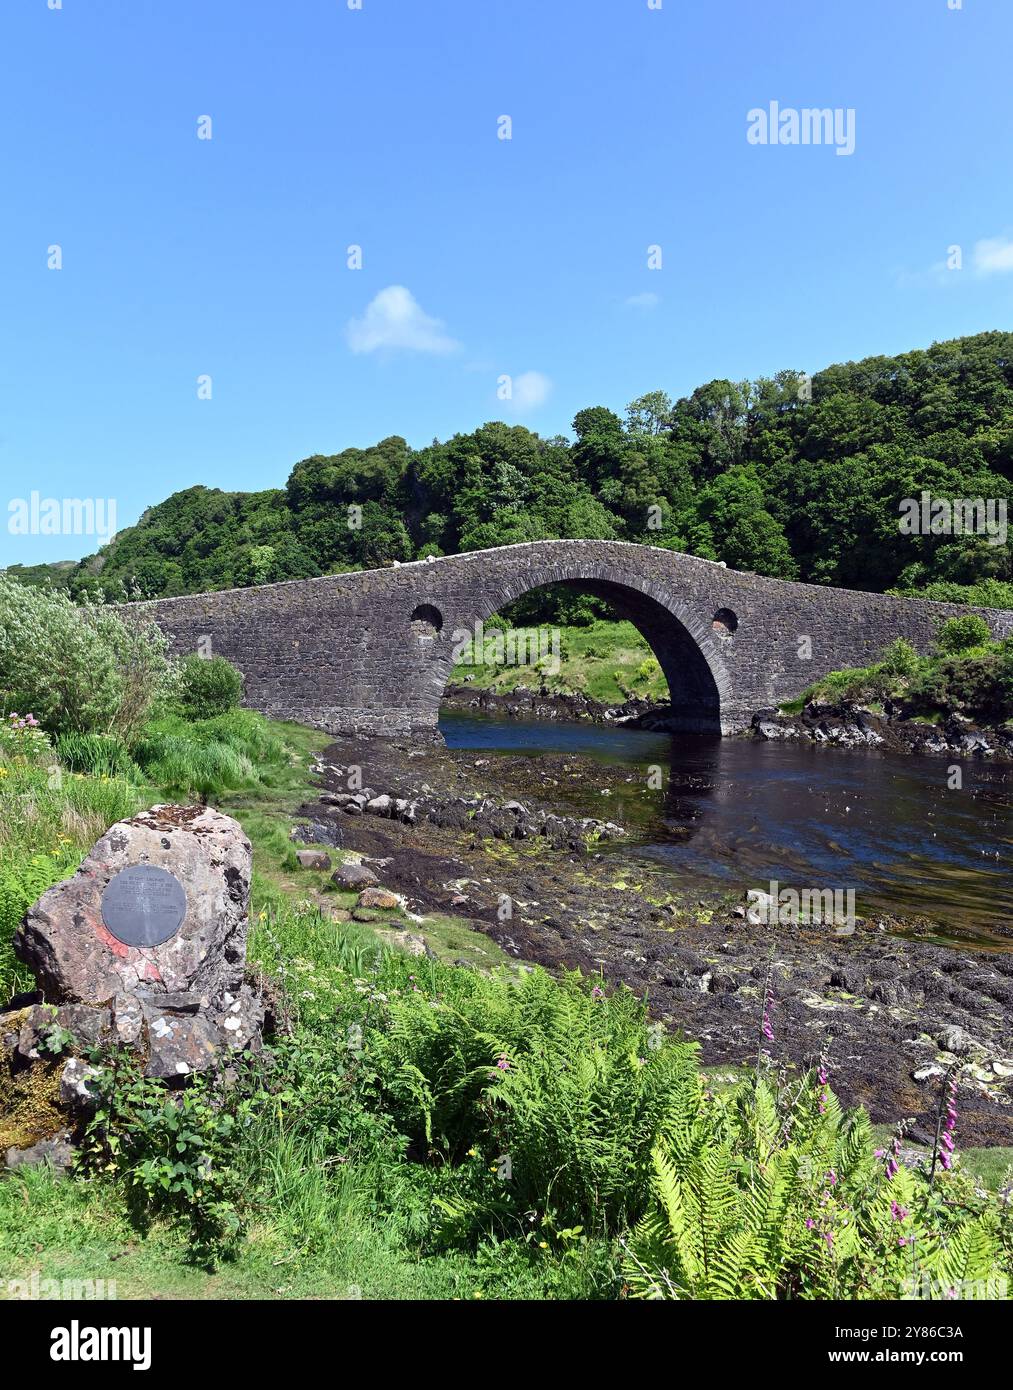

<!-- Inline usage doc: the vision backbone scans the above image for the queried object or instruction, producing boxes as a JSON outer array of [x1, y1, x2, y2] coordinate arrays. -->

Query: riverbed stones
[[753, 706, 1013, 762], [912, 1063, 947, 1082], [357, 886, 400, 910], [296, 848, 332, 871], [331, 862, 379, 889], [936, 1024, 975, 1055]]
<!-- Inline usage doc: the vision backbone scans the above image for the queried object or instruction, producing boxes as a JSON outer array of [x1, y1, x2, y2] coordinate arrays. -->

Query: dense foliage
[[9, 332, 1013, 619], [623, 1072, 1007, 1300], [2, 670, 1011, 1295], [0, 579, 171, 737], [67, 932, 1013, 1296], [173, 652, 245, 721]]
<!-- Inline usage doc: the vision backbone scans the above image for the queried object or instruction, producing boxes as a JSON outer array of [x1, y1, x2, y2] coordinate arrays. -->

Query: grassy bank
[[449, 618, 669, 705], [3, 710, 1013, 1299], [781, 616, 1013, 725], [2, 582, 1013, 1299]]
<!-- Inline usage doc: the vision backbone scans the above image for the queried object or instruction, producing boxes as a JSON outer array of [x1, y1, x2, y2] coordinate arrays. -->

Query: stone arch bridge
[[131, 540, 1013, 739]]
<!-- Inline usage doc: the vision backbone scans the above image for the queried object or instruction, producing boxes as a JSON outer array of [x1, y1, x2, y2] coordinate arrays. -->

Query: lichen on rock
[[0, 1009, 66, 1155]]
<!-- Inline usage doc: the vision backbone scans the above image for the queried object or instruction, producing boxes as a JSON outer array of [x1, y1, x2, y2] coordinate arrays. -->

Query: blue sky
[[2, 0, 1012, 565]]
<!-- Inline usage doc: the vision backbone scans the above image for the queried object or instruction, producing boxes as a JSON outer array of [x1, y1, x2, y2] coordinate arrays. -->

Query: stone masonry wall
[[126, 540, 1013, 738]]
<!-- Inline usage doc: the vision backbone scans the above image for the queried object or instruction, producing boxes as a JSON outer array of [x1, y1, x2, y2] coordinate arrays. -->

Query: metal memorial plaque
[[101, 864, 187, 949]]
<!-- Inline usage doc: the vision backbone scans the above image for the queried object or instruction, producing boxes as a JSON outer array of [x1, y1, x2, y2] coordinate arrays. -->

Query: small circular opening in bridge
[[712, 607, 738, 638], [411, 603, 443, 639]]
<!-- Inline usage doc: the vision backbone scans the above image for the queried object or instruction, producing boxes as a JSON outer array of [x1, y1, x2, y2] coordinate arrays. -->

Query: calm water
[[439, 709, 1013, 943]]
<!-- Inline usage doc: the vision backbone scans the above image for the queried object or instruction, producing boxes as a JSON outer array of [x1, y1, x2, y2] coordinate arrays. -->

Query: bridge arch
[[420, 563, 733, 735]]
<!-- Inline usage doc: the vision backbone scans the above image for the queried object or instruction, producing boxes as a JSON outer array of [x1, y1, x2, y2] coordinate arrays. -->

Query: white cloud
[[973, 236, 1013, 276], [624, 291, 660, 310], [506, 370, 552, 413], [346, 285, 460, 354]]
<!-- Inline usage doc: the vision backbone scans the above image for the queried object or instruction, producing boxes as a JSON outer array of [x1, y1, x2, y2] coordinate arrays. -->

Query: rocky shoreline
[[751, 703, 1013, 761], [444, 683, 1013, 763], [442, 682, 661, 726], [297, 734, 1013, 1148]]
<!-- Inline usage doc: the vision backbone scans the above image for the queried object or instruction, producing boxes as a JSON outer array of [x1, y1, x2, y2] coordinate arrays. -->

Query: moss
[[0, 1010, 67, 1152]]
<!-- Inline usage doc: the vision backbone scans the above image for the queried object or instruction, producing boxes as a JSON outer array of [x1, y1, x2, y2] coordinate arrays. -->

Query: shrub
[[799, 627, 1013, 722], [80, 1051, 260, 1264], [809, 665, 889, 706], [0, 579, 170, 737], [907, 651, 1004, 720], [896, 578, 1013, 609], [936, 614, 991, 656], [354, 959, 703, 1235], [173, 654, 244, 720], [878, 638, 920, 680], [624, 1073, 1007, 1300]]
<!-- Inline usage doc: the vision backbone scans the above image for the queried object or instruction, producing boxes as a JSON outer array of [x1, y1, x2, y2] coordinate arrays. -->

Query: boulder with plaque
[[3, 804, 266, 1129]]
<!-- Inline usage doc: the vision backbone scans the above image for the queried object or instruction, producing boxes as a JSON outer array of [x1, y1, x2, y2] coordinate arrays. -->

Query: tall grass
[[129, 710, 290, 801], [54, 732, 142, 782], [0, 761, 144, 999]]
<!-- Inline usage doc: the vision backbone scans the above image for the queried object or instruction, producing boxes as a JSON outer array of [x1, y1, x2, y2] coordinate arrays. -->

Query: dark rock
[[296, 849, 332, 871], [144, 1009, 221, 1080], [16, 1003, 112, 1061], [829, 967, 864, 994], [331, 862, 379, 889], [59, 1058, 101, 1108], [936, 1024, 975, 1055], [5, 1130, 75, 1175]]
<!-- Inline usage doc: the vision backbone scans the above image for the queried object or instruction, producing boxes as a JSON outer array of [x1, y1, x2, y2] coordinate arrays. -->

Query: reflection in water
[[440, 709, 1013, 942]]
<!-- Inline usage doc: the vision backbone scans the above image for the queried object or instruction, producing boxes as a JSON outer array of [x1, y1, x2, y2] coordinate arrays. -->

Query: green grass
[[5, 706, 1013, 1302], [450, 619, 669, 704], [962, 1147, 1013, 1192], [0, 1158, 482, 1301]]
